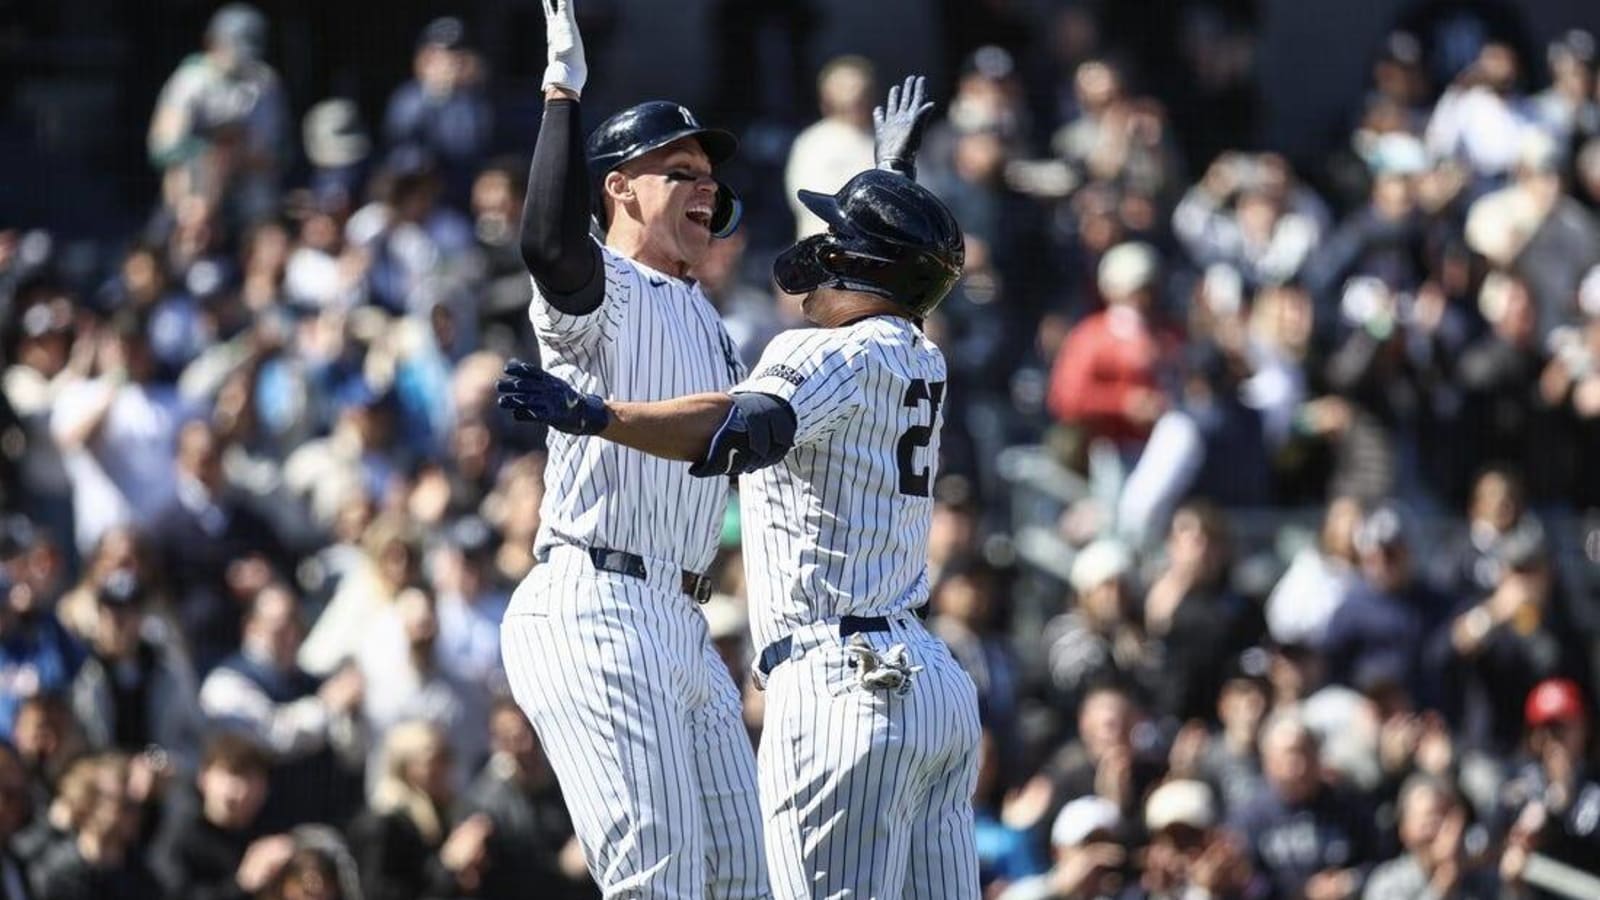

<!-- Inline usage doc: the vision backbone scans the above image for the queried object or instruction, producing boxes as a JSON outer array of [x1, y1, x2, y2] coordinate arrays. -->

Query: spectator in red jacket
[[1047, 242, 1182, 452]]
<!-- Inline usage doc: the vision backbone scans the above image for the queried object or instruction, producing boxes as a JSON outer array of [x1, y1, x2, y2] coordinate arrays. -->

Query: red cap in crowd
[[1526, 678, 1589, 728]]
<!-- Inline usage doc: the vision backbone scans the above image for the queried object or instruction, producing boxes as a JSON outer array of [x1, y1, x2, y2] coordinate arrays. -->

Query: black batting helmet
[[586, 101, 742, 238], [773, 169, 964, 316]]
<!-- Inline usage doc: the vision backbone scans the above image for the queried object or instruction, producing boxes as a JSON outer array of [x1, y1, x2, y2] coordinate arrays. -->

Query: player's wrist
[[542, 64, 585, 97], [544, 85, 581, 102]]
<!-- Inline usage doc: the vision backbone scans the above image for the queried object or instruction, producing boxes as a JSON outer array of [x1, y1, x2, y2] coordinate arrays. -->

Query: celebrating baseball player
[[500, 75, 981, 898], [497, 0, 767, 896]]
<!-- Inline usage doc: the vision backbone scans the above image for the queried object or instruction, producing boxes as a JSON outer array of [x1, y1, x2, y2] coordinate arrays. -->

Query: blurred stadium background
[[5, 1, 1600, 899]]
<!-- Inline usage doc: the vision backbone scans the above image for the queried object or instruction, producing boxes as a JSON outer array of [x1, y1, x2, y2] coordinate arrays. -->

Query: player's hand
[[874, 75, 936, 177], [497, 359, 610, 435], [541, 0, 587, 96]]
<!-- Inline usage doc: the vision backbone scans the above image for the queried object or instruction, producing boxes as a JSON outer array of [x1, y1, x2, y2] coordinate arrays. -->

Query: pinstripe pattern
[[734, 318, 945, 652], [735, 317, 981, 898], [506, 244, 766, 898], [526, 242, 745, 576]]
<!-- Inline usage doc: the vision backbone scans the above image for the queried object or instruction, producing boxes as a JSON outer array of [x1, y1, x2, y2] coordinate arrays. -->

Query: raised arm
[[518, 0, 602, 312]]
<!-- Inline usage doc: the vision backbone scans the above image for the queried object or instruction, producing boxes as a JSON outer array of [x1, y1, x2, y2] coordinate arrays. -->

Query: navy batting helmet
[[774, 169, 964, 316], [586, 101, 742, 238]]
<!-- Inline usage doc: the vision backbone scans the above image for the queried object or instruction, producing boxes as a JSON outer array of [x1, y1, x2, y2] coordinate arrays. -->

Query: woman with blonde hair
[[297, 515, 421, 677], [346, 720, 493, 900]]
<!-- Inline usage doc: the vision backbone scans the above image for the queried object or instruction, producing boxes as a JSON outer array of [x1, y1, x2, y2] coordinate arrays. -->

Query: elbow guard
[[689, 393, 797, 478]]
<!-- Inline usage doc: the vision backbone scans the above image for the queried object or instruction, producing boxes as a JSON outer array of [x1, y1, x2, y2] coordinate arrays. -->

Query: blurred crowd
[[2, 1, 1600, 899]]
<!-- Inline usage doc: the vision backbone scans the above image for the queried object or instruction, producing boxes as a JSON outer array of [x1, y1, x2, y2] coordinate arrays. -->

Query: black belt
[[548, 545, 713, 604], [757, 615, 892, 677]]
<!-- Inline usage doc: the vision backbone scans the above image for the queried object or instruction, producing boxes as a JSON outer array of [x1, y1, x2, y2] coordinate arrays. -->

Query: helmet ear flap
[[711, 181, 742, 238]]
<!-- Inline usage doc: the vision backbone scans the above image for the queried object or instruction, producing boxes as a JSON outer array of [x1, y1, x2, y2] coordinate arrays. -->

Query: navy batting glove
[[496, 359, 611, 435], [873, 75, 935, 178]]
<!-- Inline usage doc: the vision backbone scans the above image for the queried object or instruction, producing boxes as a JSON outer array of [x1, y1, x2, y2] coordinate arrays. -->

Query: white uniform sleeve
[[733, 329, 863, 445], [528, 241, 630, 351]]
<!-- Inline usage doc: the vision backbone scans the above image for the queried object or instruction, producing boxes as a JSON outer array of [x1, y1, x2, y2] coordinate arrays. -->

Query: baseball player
[[499, 77, 982, 898], [497, 0, 767, 896]]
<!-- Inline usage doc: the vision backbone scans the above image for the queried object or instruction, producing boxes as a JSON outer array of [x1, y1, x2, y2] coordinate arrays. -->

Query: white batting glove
[[541, 0, 587, 95]]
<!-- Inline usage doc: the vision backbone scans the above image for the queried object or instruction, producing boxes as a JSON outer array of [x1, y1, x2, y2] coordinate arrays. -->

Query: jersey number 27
[[897, 378, 946, 497]]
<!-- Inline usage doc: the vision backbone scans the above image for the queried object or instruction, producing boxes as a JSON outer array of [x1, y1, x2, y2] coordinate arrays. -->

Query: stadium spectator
[[1495, 679, 1600, 886], [1363, 773, 1497, 900], [0, 574, 84, 739], [1229, 712, 1376, 900], [453, 699, 592, 900], [49, 313, 191, 556], [354, 587, 487, 789], [1047, 242, 1181, 456], [29, 753, 159, 900], [67, 573, 203, 779], [1040, 538, 1151, 715], [198, 585, 364, 831], [785, 57, 876, 240], [1169, 650, 1271, 816], [1137, 779, 1259, 900], [148, 733, 291, 900], [1321, 504, 1454, 704], [1436, 496, 1591, 756], [151, 420, 288, 674], [147, 3, 289, 226], [1173, 153, 1324, 291], [1042, 684, 1166, 832], [11, 695, 84, 821], [974, 725, 1049, 892], [998, 795, 1127, 900], [1142, 501, 1257, 723], [931, 557, 1023, 748], [383, 18, 493, 203], [346, 721, 493, 900], [1425, 42, 1543, 184], [1265, 496, 1365, 648]]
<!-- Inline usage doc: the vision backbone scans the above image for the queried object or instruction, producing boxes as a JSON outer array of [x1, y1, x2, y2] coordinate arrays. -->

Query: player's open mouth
[[686, 206, 713, 229]]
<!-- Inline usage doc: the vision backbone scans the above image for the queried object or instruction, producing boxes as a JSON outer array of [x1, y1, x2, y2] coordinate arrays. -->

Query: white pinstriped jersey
[[528, 241, 745, 575], [733, 315, 947, 650]]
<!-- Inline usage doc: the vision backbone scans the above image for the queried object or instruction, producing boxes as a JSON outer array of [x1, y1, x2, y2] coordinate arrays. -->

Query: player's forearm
[[601, 393, 733, 462]]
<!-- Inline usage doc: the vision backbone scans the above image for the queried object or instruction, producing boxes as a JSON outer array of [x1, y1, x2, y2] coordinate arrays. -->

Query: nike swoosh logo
[[564, 395, 580, 410]]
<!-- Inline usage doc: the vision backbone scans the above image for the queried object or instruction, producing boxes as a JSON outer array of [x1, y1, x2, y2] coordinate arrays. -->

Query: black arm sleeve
[[519, 97, 604, 315]]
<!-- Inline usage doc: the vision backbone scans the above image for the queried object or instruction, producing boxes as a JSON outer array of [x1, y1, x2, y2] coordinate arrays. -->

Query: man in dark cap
[[1321, 504, 1454, 704], [67, 572, 204, 778], [384, 16, 494, 202]]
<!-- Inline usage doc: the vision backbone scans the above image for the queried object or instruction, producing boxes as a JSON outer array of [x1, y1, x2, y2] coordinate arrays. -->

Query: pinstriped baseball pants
[[502, 548, 769, 898], [757, 614, 982, 899]]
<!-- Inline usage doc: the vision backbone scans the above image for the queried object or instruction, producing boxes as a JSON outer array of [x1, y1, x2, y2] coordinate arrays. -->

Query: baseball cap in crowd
[[963, 45, 1017, 82], [304, 100, 371, 170], [1145, 780, 1217, 832], [1052, 795, 1122, 847], [1098, 243, 1159, 301], [207, 3, 267, 60], [1223, 646, 1273, 690], [418, 17, 468, 51], [1069, 539, 1132, 595], [1526, 678, 1588, 728], [1364, 133, 1427, 177], [1354, 504, 1408, 555], [97, 570, 146, 610], [448, 516, 497, 560]]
